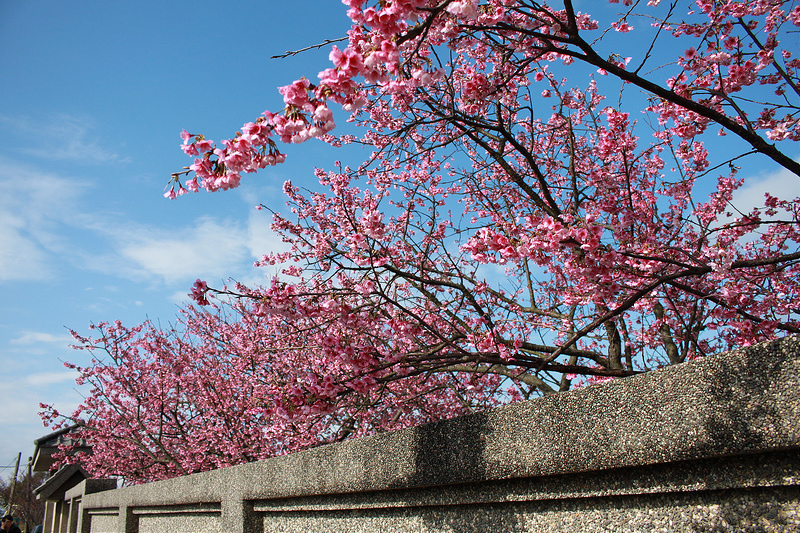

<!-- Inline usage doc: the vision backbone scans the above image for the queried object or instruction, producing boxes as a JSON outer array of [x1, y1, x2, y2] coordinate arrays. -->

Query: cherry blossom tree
[[40, 309, 505, 484], [169, 0, 799, 382], [45, 0, 799, 482]]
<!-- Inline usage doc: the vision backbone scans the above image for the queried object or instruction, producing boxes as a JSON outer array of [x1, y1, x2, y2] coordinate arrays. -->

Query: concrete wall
[[56, 336, 799, 532]]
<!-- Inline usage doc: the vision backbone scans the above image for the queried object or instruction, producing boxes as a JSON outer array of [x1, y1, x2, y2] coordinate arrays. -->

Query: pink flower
[[279, 78, 312, 107], [446, 0, 479, 18], [189, 279, 210, 306], [180, 143, 199, 156], [328, 46, 365, 76], [196, 139, 214, 152]]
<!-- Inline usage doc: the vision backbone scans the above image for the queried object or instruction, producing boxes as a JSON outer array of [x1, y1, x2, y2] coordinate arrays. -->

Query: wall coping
[[81, 335, 799, 508]]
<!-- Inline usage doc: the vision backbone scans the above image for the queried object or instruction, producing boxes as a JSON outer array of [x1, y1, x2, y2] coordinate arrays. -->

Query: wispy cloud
[[2, 372, 83, 444], [87, 212, 289, 287], [1, 333, 81, 432], [0, 152, 287, 291], [10, 331, 74, 346], [23, 370, 79, 387], [0, 114, 128, 164], [0, 223, 52, 281], [118, 216, 255, 284], [0, 162, 87, 282]]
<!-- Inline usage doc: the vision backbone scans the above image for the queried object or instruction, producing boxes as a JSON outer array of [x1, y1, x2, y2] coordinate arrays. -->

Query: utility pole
[[7, 453, 21, 515]]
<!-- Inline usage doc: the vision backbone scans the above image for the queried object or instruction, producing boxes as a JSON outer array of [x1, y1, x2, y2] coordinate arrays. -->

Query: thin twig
[[271, 37, 348, 59]]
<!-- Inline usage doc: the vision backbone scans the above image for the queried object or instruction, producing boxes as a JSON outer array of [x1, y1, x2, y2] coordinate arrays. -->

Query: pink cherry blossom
[[46, 0, 800, 484]]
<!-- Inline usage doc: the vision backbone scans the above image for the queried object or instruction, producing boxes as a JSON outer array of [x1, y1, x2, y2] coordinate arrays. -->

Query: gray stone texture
[[64, 335, 800, 532]]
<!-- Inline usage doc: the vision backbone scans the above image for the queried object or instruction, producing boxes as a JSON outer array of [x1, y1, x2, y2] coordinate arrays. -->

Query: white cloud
[[0, 373, 84, 462], [1, 393, 47, 426], [0, 224, 51, 281], [0, 159, 287, 290], [9, 331, 73, 346], [119, 218, 248, 283], [0, 163, 87, 282], [0, 114, 127, 164], [0, 123, 292, 299], [247, 208, 284, 259], [23, 370, 79, 387], [109, 214, 288, 286], [730, 165, 800, 216]]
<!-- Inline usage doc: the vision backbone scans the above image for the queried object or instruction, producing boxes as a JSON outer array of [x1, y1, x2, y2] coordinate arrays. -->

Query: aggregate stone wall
[[58, 336, 799, 532]]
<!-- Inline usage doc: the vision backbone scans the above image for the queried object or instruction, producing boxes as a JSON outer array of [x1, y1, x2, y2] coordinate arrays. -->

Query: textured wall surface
[[57, 336, 800, 532]]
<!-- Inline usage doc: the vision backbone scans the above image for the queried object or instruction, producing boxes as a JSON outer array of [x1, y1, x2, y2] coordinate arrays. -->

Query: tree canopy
[[43, 0, 799, 484]]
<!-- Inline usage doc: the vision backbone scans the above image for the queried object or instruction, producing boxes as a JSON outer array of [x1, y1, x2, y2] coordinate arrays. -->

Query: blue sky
[[0, 0, 354, 470], [1, 0, 798, 476]]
